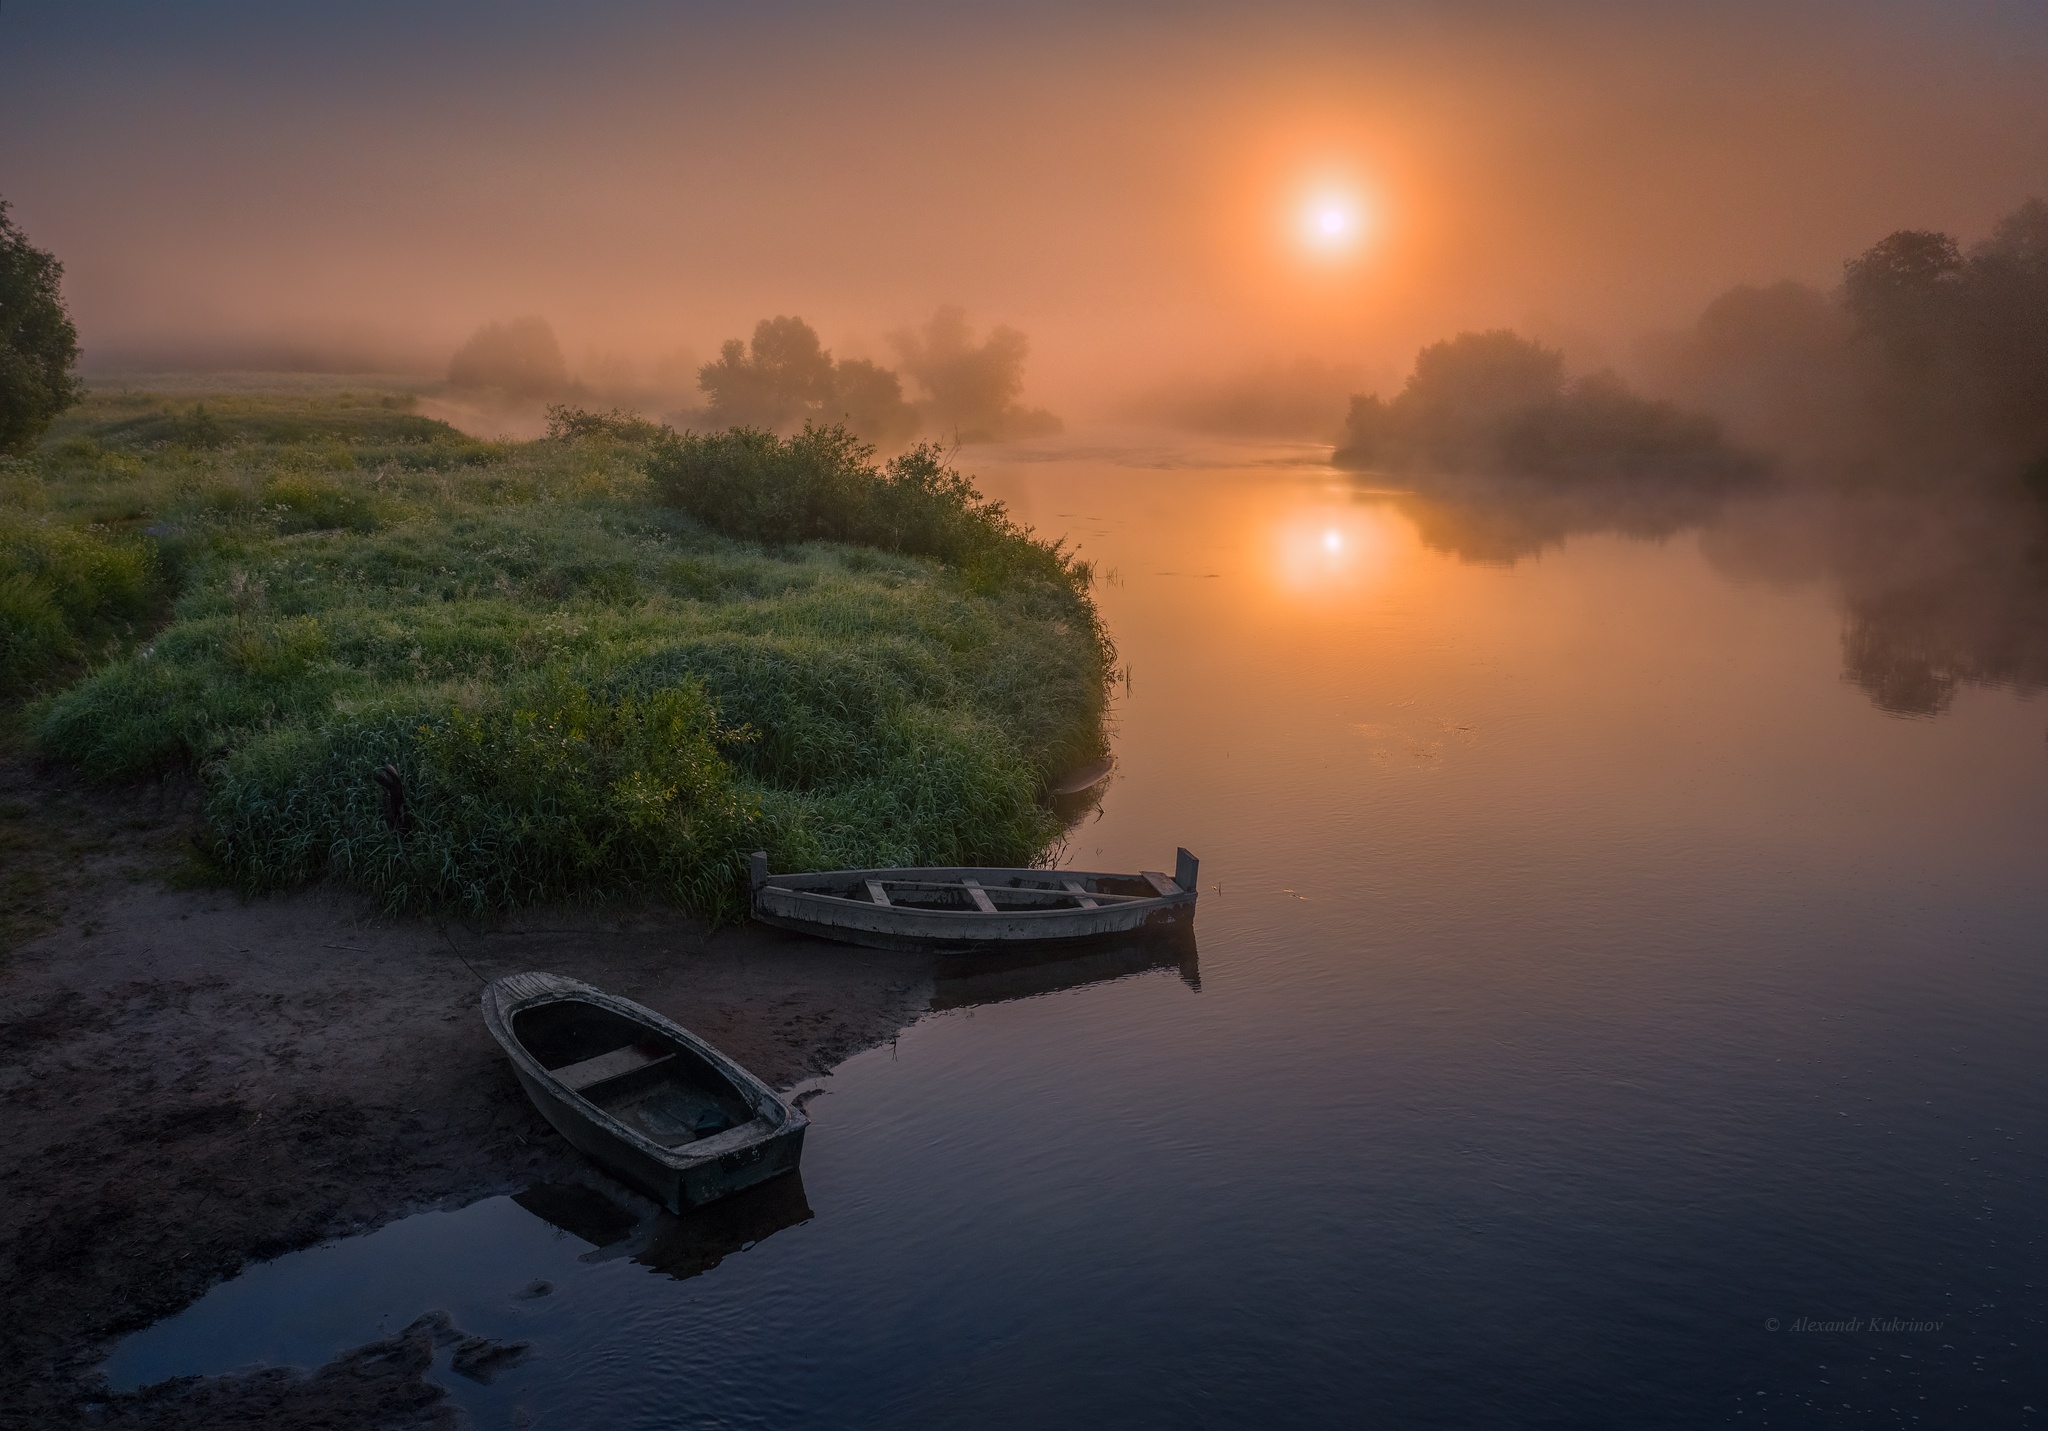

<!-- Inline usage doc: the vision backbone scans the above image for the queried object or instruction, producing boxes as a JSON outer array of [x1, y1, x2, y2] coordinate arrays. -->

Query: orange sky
[[3, 2, 2045, 410]]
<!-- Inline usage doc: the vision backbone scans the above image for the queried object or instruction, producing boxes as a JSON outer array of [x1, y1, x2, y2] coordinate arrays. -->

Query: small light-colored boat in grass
[[482, 972, 806, 1212], [749, 848, 1199, 953]]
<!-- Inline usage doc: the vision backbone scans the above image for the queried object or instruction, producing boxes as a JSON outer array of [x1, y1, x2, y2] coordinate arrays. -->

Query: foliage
[[698, 316, 920, 447], [889, 306, 1061, 442], [1335, 330, 1753, 483], [0, 514, 158, 691], [208, 680, 755, 915], [0, 199, 84, 455], [1647, 197, 2048, 487], [447, 317, 569, 399], [544, 405, 666, 444], [11, 388, 1112, 916], [646, 423, 1091, 590]]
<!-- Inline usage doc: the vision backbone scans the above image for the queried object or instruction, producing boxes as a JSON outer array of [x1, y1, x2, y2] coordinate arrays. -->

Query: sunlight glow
[[1272, 505, 1403, 598], [1298, 188, 1370, 254]]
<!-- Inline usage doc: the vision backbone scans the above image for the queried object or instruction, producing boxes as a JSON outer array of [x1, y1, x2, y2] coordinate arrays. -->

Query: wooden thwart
[[961, 878, 999, 915], [866, 880, 892, 908], [554, 1044, 667, 1093]]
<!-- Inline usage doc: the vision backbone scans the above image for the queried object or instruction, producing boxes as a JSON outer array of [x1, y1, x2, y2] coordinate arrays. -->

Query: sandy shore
[[0, 756, 934, 1429]]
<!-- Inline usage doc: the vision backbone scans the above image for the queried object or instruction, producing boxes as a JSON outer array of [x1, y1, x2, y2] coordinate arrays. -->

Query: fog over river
[[108, 435, 2048, 1427]]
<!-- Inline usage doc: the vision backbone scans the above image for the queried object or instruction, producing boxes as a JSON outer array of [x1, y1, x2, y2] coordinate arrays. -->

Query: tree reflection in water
[[1353, 472, 2048, 719]]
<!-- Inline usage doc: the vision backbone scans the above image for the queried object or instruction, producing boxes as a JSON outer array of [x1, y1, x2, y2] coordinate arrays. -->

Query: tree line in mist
[[1333, 199, 2048, 493], [444, 306, 1060, 448], [1644, 199, 2048, 487]]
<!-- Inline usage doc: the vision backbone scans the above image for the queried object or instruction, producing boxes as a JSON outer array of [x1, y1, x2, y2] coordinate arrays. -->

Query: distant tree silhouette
[[890, 306, 1060, 443], [1336, 330, 1747, 482], [1960, 200, 2048, 461], [698, 316, 918, 447], [0, 199, 83, 454], [447, 317, 569, 399], [1645, 198, 2048, 485], [823, 357, 919, 449]]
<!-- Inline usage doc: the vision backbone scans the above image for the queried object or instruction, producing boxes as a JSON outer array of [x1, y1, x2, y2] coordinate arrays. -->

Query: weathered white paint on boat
[[483, 972, 807, 1212], [749, 849, 1199, 952]]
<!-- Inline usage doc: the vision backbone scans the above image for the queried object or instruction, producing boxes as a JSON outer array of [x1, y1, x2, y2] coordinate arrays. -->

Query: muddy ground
[[0, 754, 935, 1430]]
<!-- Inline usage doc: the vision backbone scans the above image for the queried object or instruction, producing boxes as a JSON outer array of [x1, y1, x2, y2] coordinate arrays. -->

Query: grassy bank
[[0, 389, 1112, 917]]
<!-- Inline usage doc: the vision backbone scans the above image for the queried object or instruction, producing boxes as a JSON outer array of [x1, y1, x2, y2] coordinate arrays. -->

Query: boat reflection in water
[[929, 926, 1200, 1011], [513, 1170, 814, 1283]]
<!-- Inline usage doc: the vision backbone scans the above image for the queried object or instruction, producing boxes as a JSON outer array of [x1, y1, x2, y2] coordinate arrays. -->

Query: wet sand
[[0, 757, 933, 1429]]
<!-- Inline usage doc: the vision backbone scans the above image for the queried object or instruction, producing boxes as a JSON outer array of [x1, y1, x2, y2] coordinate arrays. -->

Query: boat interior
[[514, 999, 757, 1150], [794, 871, 1177, 912]]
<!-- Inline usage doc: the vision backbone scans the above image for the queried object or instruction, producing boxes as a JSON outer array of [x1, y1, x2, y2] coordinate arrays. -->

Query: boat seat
[[552, 1044, 670, 1093], [961, 878, 999, 915], [866, 880, 892, 907], [1062, 879, 1100, 909], [1141, 871, 1179, 897]]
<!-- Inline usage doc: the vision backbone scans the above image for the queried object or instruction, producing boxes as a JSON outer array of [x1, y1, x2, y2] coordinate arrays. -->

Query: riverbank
[[7, 389, 1111, 916], [0, 389, 1116, 1425], [0, 750, 935, 1428]]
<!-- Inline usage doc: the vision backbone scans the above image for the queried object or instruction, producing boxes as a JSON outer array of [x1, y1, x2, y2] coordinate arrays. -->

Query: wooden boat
[[482, 972, 806, 1212], [749, 848, 1198, 953]]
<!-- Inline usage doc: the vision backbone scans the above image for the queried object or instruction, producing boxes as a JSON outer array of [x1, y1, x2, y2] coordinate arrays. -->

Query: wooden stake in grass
[[372, 764, 407, 835]]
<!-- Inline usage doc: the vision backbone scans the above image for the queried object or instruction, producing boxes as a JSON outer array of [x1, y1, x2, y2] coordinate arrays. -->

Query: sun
[[1297, 188, 1370, 255]]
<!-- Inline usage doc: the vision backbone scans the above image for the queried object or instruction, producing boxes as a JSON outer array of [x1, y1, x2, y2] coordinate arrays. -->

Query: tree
[[1334, 328, 1748, 482], [698, 316, 919, 446], [698, 316, 835, 430], [0, 199, 84, 454], [1402, 331, 1565, 435], [890, 306, 1060, 443], [446, 317, 569, 399], [1960, 199, 2048, 456], [1841, 229, 1964, 373], [823, 358, 920, 448]]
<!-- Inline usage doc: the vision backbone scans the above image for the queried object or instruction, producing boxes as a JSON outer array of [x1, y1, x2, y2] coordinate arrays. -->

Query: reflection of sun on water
[[1271, 502, 1404, 598]]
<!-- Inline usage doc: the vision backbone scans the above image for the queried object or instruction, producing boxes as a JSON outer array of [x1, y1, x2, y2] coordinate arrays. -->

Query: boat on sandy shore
[[749, 848, 1199, 953], [482, 972, 806, 1212]]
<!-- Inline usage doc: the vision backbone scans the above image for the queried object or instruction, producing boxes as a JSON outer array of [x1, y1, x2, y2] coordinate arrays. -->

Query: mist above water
[[7, 1, 2047, 422]]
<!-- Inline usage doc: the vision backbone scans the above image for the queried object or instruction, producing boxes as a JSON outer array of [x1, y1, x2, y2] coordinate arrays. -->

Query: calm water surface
[[107, 437, 2048, 1427]]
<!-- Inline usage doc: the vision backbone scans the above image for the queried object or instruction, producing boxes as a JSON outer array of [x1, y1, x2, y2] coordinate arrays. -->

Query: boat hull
[[483, 973, 806, 1212], [752, 860, 1197, 953]]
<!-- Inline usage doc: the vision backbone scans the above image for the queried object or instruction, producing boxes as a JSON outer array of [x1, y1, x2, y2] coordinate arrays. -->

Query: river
[[104, 435, 2048, 1427]]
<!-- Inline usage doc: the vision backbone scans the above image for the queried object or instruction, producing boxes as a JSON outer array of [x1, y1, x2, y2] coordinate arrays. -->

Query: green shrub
[[22, 392, 1114, 915], [545, 405, 666, 444], [208, 679, 758, 915], [259, 475, 379, 533], [619, 633, 941, 790], [647, 424, 1085, 589], [0, 516, 157, 689], [760, 703, 1054, 874], [0, 570, 69, 680]]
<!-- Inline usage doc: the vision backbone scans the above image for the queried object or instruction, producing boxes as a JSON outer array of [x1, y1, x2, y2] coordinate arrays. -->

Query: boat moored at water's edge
[[483, 972, 807, 1212], [749, 849, 1198, 953]]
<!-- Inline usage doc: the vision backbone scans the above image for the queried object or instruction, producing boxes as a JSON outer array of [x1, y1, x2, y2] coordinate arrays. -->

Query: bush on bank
[[13, 394, 1113, 916]]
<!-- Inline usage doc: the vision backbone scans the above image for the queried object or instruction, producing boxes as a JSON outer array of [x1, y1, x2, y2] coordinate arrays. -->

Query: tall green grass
[[11, 393, 1112, 916], [0, 510, 159, 691]]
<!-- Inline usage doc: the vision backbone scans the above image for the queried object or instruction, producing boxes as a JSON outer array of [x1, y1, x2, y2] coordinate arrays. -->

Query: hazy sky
[[4, 1, 2046, 408]]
